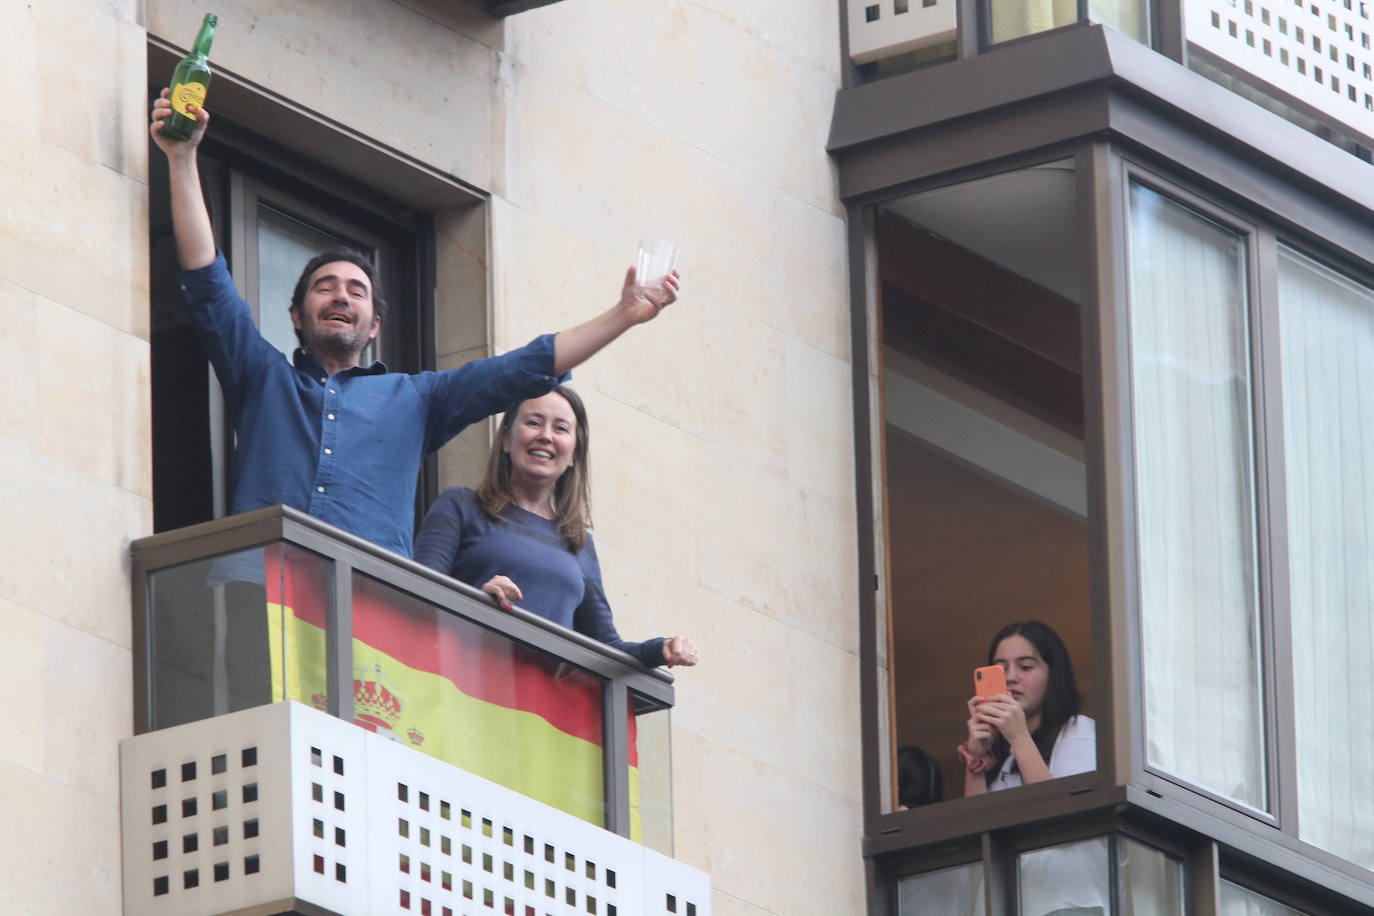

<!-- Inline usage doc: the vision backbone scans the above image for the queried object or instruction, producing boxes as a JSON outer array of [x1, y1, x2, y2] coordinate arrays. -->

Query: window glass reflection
[[989, 0, 1078, 42], [1088, 0, 1151, 42], [1219, 880, 1308, 916], [1126, 183, 1267, 810], [897, 862, 981, 916], [257, 204, 348, 359], [149, 543, 330, 729], [988, 0, 1150, 45], [1019, 836, 1111, 916], [1117, 838, 1183, 916]]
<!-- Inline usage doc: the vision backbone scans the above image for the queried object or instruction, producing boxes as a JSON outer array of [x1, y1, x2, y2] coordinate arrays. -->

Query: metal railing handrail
[[130, 504, 674, 838]]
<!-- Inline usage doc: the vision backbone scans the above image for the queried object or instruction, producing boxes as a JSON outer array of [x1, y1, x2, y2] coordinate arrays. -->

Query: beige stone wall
[[1, 1, 150, 912], [495, 3, 862, 913], [7, 0, 857, 912]]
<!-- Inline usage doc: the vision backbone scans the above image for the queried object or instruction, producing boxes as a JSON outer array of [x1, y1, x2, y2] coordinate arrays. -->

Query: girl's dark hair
[[896, 745, 943, 808], [475, 386, 592, 550], [984, 619, 1081, 786]]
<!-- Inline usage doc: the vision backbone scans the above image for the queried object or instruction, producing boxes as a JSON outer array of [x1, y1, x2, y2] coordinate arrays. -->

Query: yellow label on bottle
[[170, 81, 207, 119]]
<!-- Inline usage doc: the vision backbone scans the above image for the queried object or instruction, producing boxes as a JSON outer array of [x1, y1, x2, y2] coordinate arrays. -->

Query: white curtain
[[988, 0, 1077, 42], [896, 862, 980, 916], [1126, 184, 1267, 810], [988, 0, 1149, 43], [1088, 0, 1150, 43], [1277, 247, 1374, 869], [1019, 837, 1111, 916]]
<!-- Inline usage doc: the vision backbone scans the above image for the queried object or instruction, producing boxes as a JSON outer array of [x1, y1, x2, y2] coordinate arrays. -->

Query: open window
[[876, 160, 1097, 809]]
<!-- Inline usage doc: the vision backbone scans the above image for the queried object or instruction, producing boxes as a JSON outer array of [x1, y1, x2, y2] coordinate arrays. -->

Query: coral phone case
[[974, 664, 1007, 699]]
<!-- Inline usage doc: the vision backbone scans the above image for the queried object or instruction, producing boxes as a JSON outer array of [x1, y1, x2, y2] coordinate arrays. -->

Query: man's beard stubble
[[299, 322, 367, 362]]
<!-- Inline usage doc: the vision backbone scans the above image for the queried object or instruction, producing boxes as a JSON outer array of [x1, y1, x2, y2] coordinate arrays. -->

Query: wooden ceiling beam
[[877, 212, 1082, 374]]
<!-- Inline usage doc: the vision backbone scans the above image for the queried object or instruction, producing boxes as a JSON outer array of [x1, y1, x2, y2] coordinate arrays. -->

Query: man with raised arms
[[149, 90, 678, 557]]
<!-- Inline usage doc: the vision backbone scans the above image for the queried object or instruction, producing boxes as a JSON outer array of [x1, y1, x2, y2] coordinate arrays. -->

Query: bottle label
[[170, 81, 207, 119]]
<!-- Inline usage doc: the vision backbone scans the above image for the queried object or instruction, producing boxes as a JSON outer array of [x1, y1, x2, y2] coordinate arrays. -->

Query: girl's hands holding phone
[[964, 696, 995, 756], [958, 696, 997, 773], [972, 694, 1030, 744]]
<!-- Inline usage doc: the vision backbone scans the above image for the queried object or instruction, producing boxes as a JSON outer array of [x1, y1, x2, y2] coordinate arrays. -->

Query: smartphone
[[973, 664, 1007, 699]]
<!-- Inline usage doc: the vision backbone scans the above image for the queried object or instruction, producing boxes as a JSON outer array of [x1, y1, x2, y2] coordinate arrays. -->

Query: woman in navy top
[[414, 386, 699, 668]]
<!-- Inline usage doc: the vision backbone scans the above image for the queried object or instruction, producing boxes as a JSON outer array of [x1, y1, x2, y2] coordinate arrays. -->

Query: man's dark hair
[[290, 248, 389, 323]]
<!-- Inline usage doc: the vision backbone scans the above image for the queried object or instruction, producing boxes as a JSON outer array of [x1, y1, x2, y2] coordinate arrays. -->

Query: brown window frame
[[834, 25, 1374, 909]]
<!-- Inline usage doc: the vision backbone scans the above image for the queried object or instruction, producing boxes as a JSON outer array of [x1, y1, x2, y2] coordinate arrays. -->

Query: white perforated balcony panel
[[120, 702, 373, 916], [848, 0, 958, 64], [121, 702, 710, 916], [1188, 0, 1374, 135]]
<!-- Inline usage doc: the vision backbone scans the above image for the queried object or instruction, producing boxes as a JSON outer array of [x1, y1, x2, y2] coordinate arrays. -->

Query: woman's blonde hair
[[475, 386, 592, 550]]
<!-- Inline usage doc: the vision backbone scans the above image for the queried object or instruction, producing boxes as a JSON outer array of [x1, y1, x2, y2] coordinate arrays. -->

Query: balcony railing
[[130, 505, 676, 840]]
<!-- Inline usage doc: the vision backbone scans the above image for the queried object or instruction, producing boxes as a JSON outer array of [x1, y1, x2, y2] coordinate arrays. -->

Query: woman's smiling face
[[504, 391, 578, 487], [993, 634, 1049, 727]]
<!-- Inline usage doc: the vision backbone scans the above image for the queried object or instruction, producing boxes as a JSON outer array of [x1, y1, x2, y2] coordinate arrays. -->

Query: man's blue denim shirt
[[179, 252, 563, 557]]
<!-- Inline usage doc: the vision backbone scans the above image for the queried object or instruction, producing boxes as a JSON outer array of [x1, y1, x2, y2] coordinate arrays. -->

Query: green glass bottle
[[162, 14, 218, 142]]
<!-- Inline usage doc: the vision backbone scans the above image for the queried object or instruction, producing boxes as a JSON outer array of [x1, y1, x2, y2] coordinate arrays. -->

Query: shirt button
[[317, 486, 326, 493], [319, 377, 327, 383], [327, 413, 336, 420], [329, 388, 337, 394], [324, 448, 333, 455]]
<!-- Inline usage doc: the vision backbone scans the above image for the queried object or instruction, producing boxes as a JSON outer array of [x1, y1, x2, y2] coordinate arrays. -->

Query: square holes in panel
[[305, 743, 352, 886], [386, 785, 714, 916], [1193, 0, 1374, 127], [125, 703, 709, 914], [141, 744, 263, 899]]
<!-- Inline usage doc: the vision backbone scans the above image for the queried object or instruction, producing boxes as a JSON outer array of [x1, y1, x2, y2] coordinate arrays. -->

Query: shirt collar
[[293, 347, 389, 378]]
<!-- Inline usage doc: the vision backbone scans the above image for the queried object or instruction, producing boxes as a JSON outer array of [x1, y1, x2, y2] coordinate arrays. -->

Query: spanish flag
[[262, 549, 638, 835]]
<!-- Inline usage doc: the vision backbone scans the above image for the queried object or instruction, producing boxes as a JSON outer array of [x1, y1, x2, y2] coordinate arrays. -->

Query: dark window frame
[[835, 25, 1374, 910], [857, 140, 1118, 851], [1115, 160, 1284, 828], [1116, 155, 1374, 864], [879, 814, 1368, 916]]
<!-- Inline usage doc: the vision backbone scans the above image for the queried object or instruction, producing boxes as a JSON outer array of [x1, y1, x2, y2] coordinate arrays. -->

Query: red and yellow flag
[[262, 549, 638, 834]]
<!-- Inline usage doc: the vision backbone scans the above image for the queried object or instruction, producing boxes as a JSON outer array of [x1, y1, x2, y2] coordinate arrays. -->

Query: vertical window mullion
[[1082, 141, 1131, 792], [1251, 228, 1300, 839]]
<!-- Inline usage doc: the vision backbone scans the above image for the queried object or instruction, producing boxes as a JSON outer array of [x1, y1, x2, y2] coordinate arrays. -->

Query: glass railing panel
[[346, 572, 608, 827], [136, 508, 676, 840], [149, 542, 332, 729], [632, 693, 673, 854]]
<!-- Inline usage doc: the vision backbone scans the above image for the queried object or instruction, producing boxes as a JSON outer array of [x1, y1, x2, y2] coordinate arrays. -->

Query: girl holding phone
[[958, 620, 1095, 796]]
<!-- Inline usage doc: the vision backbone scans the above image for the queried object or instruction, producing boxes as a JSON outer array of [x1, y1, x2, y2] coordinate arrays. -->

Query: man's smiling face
[[291, 260, 381, 359]]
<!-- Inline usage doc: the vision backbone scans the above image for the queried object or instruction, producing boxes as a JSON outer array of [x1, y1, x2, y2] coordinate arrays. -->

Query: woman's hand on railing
[[662, 635, 700, 667], [481, 574, 524, 611]]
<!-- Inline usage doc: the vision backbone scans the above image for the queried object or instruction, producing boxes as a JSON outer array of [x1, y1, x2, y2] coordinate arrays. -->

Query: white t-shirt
[[990, 715, 1096, 791]]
